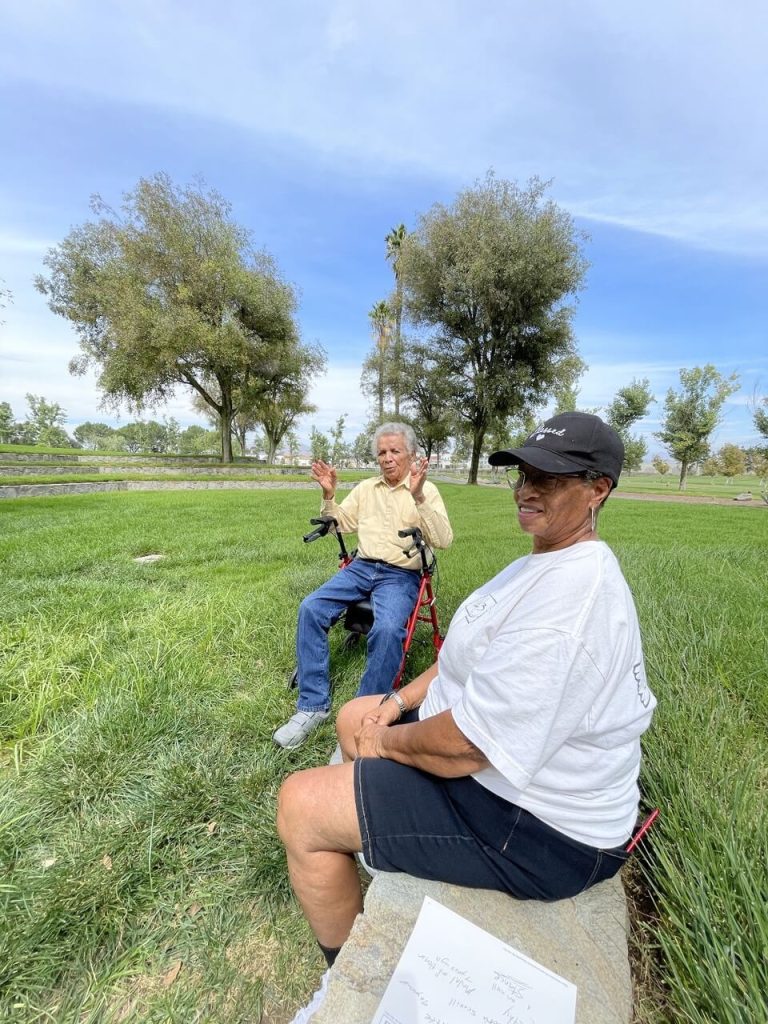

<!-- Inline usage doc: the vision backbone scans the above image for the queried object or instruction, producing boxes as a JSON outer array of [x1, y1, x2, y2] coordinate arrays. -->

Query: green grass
[[477, 468, 767, 501], [0, 487, 765, 1022]]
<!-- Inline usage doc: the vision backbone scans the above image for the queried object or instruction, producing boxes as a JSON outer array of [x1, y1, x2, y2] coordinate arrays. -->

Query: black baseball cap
[[488, 413, 624, 488]]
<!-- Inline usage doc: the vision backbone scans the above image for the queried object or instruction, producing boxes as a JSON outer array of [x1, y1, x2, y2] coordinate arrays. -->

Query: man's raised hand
[[311, 460, 337, 499], [409, 457, 429, 503]]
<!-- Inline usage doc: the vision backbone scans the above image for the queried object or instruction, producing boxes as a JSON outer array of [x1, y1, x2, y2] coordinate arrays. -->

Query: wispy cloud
[[2, 1, 766, 254], [0, 234, 56, 258]]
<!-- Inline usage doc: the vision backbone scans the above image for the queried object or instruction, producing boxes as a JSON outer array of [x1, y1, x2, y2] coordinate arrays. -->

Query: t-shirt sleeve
[[450, 627, 607, 790]]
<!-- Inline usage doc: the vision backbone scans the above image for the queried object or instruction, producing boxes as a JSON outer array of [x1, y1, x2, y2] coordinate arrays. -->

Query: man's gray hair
[[371, 422, 418, 459]]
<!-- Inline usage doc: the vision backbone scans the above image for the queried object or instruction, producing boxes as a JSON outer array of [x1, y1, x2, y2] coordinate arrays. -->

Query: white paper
[[371, 896, 576, 1024]]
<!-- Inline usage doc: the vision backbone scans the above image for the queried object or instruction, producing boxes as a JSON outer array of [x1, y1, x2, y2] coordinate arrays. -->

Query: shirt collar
[[376, 473, 411, 491]]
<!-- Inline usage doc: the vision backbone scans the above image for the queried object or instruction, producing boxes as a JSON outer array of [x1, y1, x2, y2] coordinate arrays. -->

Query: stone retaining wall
[[0, 480, 322, 499], [311, 872, 632, 1024]]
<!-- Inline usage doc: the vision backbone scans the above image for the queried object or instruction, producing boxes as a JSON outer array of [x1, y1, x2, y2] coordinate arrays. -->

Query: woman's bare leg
[[277, 762, 364, 948]]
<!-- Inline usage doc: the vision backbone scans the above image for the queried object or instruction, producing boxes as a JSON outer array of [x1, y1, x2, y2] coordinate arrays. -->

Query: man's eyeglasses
[[506, 468, 587, 494]]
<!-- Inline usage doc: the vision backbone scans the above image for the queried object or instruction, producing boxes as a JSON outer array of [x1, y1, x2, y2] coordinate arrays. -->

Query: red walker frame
[[291, 516, 442, 691]]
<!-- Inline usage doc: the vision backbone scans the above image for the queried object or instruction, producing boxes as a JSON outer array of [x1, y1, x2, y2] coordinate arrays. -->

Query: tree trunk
[[267, 440, 278, 464], [678, 460, 688, 490], [393, 285, 403, 417], [378, 343, 386, 422], [219, 391, 234, 463], [467, 427, 485, 484]]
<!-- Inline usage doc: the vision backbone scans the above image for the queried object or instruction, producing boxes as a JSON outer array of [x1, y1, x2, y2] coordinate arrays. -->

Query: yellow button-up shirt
[[320, 474, 453, 571]]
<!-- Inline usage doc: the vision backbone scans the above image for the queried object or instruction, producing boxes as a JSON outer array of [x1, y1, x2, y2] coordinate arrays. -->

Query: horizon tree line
[[2, 172, 764, 486]]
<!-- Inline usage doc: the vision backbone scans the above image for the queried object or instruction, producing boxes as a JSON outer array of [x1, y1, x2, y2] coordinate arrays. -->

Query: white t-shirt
[[420, 541, 656, 848]]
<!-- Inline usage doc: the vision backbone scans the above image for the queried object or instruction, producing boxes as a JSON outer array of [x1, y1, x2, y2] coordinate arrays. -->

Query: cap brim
[[488, 446, 588, 474]]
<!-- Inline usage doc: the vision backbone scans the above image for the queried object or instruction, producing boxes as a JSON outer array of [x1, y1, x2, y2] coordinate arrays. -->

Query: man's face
[[377, 434, 411, 485]]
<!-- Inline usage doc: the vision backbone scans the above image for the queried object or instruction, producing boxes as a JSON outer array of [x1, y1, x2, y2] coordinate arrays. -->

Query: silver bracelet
[[379, 690, 408, 719]]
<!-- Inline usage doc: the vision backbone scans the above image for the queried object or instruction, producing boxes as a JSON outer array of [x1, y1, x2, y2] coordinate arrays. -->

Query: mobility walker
[[288, 515, 443, 691]]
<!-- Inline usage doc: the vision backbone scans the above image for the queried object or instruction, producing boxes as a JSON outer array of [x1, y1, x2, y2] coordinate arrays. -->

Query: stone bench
[[311, 871, 631, 1024]]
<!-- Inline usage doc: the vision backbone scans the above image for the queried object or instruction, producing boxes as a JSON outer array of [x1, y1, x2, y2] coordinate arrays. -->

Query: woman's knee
[[277, 770, 316, 844], [336, 695, 381, 743]]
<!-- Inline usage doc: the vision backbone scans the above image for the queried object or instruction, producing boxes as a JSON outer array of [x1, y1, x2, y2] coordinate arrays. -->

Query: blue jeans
[[295, 558, 421, 712]]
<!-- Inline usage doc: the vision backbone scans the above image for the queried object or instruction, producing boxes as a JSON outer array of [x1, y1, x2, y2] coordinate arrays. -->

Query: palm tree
[[385, 224, 407, 416], [368, 300, 392, 421]]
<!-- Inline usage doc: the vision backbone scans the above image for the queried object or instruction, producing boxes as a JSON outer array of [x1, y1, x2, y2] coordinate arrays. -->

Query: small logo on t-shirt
[[633, 663, 651, 708], [464, 595, 498, 622]]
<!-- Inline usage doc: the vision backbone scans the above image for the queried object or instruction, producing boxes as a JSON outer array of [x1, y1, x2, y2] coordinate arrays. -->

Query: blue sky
[[1, 0, 766, 456]]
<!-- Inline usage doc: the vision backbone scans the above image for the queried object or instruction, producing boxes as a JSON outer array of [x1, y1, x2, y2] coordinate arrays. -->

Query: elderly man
[[273, 422, 453, 749]]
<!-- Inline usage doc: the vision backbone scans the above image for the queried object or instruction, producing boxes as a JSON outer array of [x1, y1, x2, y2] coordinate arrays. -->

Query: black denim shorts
[[353, 734, 628, 901]]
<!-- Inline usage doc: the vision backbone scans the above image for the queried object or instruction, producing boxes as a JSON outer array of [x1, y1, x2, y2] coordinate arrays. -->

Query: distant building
[[275, 451, 312, 467]]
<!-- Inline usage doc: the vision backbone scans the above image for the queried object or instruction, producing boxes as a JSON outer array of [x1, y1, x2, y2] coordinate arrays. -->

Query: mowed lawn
[[1, 487, 766, 1023]]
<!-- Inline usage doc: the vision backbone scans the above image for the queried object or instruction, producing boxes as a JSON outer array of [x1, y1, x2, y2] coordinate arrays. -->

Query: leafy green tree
[[362, 300, 393, 422], [651, 455, 670, 476], [399, 173, 588, 483], [117, 419, 173, 453], [251, 342, 323, 462], [604, 378, 654, 473], [164, 417, 181, 454], [73, 421, 122, 450], [754, 396, 768, 446], [385, 224, 407, 415], [550, 354, 587, 415], [285, 428, 300, 463], [258, 387, 316, 463], [605, 378, 654, 432], [399, 341, 454, 463], [717, 443, 746, 482], [328, 414, 350, 466], [178, 424, 219, 455], [115, 423, 144, 453], [143, 420, 171, 452], [24, 394, 71, 447], [0, 401, 15, 443], [656, 365, 740, 490], [352, 427, 374, 468], [309, 425, 330, 462], [449, 429, 473, 467], [622, 436, 647, 474], [36, 174, 303, 463]]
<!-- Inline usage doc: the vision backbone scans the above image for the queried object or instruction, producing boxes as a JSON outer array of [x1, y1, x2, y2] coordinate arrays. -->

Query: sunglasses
[[506, 468, 588, 494]]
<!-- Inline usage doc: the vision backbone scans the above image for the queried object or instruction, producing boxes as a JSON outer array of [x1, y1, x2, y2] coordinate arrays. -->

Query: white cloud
[[2, 1, 767, 253], [0, 231, 57, 255], [307, 362, 370, 436]]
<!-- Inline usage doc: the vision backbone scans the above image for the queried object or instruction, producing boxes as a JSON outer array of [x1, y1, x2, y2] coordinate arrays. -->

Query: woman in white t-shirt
[[277, 412, 656, 973]]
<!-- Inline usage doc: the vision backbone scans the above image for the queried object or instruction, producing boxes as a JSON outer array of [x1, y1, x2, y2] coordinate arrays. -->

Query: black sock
[[318, 942, 342, 968]]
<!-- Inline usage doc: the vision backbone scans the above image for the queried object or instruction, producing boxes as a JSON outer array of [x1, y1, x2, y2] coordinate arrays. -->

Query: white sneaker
[[289, 969, 330, 1023], [273, 710, 331, 749]]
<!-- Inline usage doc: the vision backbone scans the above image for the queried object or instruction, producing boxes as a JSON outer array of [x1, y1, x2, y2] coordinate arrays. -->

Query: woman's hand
[[353, 697, 402, 756], [354, 720, 389, 758]]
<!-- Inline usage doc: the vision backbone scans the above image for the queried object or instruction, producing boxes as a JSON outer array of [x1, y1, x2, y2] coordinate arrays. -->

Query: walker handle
[[303, 516, 338, 543], [398, 527, 429, 570]]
